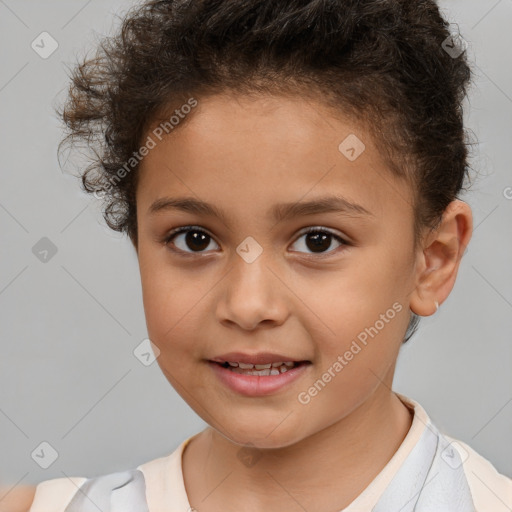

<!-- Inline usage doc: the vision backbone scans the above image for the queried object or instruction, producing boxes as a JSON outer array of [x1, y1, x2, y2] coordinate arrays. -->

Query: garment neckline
[[173, 393, 427, 511]]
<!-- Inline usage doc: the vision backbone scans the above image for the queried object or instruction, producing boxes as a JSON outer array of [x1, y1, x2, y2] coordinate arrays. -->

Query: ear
[[409, 199, 473, 317]]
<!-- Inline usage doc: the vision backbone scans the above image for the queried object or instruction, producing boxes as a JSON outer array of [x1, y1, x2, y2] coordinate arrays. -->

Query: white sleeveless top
[[28, 393, 512, 512]]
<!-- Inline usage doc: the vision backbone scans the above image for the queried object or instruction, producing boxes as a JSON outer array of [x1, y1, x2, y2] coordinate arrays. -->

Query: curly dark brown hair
[[58, 0, 475, 343]]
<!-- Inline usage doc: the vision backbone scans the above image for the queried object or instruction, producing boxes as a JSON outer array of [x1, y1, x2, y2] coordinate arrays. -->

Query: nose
[[215, 252, 290, 331]]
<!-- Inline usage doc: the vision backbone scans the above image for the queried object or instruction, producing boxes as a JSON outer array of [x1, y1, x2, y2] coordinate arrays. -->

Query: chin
[[214, 418, 308, 450]]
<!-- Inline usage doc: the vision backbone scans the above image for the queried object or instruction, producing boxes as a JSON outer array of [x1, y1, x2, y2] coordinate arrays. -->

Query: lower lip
[[208, 361, 310, 396]]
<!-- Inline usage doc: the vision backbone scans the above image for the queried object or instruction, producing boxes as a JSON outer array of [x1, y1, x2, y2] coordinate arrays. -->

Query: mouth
[[211, 360, 309, 376], [208, 357, 312, 396]]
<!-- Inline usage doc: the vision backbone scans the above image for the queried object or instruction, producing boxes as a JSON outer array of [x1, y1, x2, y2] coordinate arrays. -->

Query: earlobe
[[409, 199, 473, 317]]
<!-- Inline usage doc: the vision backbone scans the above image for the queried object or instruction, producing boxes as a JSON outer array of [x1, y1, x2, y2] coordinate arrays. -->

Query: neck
[[182, 388, 414, 512]]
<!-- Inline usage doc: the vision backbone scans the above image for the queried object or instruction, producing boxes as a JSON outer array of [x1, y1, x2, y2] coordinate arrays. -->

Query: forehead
[[137, 93, 413, 223]]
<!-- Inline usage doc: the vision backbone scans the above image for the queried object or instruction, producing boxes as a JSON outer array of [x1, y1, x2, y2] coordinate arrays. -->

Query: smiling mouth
[[211, 360, 310, 376]]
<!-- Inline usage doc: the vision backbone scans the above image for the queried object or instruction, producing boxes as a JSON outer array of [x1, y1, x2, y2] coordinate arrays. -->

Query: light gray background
[[1, 0, 511, 489]]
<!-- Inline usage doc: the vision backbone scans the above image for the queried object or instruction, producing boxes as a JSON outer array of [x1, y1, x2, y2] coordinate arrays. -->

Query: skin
[[131, 92, 472, 512], [15, 92, 472, 512], [0, 485, 36, 512]]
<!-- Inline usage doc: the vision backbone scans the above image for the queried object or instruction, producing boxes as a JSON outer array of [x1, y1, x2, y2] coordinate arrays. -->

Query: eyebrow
[[148, 194, 374, 224]]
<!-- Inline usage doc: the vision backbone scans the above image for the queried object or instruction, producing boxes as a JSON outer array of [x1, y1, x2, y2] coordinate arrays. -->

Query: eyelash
[[162, 225, 349, 258]]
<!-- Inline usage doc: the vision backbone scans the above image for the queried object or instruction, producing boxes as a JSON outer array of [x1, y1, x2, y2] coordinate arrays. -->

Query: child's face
[[135, 92, 418, 447]]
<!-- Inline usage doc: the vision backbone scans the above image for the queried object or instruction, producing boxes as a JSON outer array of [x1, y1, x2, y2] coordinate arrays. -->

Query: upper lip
[[210, 352, 309, 365]]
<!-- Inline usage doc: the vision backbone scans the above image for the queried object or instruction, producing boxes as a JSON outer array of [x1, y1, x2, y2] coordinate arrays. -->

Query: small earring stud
[[434, 300, 439, 312]]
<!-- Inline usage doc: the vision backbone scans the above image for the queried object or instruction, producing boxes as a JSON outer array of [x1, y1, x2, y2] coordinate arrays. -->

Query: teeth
[[231, 368, 280, 376], [226, 362, 298, 376], [220, 360, 301, 375], [225, 361, 296, 368]]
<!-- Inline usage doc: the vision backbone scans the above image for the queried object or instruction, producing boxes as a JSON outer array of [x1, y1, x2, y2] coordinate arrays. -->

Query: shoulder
[[25, 437, 194, 512], [26, 477, 88, 512], [27, 469, 151, 512], [444, 434, 512, 512]]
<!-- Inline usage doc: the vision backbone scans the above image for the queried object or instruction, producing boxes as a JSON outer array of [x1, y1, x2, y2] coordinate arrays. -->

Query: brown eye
[[164, 227, 220, 254], [290, 228, 347, 255]]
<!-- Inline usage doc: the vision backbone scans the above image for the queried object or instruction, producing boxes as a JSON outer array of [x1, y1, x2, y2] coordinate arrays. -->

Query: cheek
[[295, 306, 408, 430], [138, 249, 199, 352], [304, 259, 409, 374], [299, 263, 401, 335], [137, 238, 232, 377]]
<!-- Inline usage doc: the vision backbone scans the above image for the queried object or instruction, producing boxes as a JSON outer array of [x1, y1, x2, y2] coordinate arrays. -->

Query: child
[[21, 0, 512, 510]]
